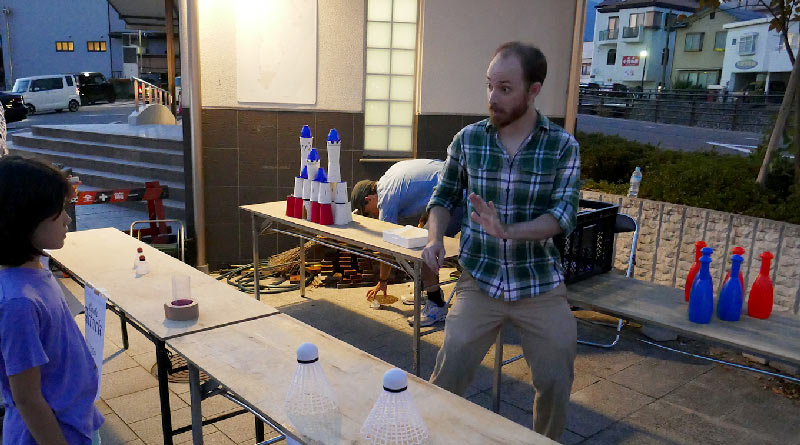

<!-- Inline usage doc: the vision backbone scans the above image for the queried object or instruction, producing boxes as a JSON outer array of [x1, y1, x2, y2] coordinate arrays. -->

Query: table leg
[[252, 214, 261, 302], [255, 417, 265, 442], [188, 364, 204, 445], [492, 331, 503, 413], [299, 238, 306, 298], [155, 341, 174, 445], [119, 312, 129, 350], [413, 261, 421, 377]]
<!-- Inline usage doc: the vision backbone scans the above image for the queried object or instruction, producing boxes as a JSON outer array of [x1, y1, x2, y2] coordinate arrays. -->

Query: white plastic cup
[[171, 275, 191, 303]]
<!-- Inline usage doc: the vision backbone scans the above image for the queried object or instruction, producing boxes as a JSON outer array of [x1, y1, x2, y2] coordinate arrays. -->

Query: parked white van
[[11, 74, 80, 114]]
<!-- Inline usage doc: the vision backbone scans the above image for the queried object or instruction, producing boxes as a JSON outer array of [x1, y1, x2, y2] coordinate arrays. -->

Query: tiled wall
[[199, 109, 566, 268]]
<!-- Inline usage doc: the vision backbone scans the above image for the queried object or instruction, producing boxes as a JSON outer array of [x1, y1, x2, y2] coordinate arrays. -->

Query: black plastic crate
[[556, 199, 619, 284]]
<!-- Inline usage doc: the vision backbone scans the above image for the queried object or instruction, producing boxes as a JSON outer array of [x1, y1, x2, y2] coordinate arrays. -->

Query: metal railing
[[622, 25, 642, 39], [599, 28, 619, 41], [132, 76, 173, 113], [578, 88, 785, 132]]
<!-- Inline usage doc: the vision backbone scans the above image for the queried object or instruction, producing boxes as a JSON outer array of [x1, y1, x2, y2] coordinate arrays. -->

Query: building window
[[581, 63, 591, 76], [684, 33, 704, 52], [56, 41, 74, 52], [677, 70, 720, 88], [710, 11, 716, 19], [87, 41, 107, 52], [644, 11, 662, 29], [364, 0, 418, 153], [739, 33, 757, 55], [714, 31, 727, 51], [629, 13, 643, 28], [607, 49, 617, 65]]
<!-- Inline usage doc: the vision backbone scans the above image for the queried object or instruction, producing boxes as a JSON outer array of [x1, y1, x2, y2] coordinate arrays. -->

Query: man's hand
[[469, 193, 507, 239], [422, 240, 446, 274], [366, 281, 387, 301]]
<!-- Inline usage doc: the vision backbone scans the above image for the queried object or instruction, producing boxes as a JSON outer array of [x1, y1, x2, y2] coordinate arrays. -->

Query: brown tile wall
[[199, 109, 566, 268]]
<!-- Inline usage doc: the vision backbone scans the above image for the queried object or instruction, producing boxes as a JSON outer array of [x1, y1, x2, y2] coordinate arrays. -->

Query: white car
[[12, 74, 81, 114]]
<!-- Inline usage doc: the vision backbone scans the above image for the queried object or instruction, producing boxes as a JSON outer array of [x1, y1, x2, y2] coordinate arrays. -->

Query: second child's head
[[0, 156, 72, 267]]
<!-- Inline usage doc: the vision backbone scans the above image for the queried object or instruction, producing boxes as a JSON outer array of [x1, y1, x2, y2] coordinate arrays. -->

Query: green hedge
[[576, 131, 800, 224]]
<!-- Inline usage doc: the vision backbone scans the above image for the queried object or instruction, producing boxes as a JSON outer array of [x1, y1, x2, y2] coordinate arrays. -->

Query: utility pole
[[2, 7, 12, 88], [661, 9, 674, 89]]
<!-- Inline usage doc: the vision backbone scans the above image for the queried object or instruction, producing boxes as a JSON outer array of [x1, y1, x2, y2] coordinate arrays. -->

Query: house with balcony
[[720, 15, 800, 93], [671, 5, 765, 89], [591, 0, 698, 89]]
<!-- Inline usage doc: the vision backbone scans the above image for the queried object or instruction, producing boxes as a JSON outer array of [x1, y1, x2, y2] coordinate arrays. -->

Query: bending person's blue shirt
[[377, 159, 445, 226]]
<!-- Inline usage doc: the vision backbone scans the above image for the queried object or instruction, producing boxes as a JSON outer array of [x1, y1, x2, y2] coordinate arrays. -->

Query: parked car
[[12, 74, 80, 114], [77, 72, 116, 105], [0, 91, 28, 123]]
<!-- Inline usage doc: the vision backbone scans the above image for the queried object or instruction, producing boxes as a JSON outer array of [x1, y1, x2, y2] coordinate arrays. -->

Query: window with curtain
[[56, 41, 74, 52], [87, 41, 107, 52], [739, 33, 757, 55], [714, 31, 727, 51], [364, 0, 419, 154], [684, 33, 704, 52]]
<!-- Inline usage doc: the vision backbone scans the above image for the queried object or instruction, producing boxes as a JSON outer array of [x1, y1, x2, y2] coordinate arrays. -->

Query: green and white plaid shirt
[[428, 113, 580, 301]]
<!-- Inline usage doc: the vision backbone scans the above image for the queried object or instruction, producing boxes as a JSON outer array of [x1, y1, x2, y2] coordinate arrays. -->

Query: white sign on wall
[[236, 0, 317, 105], [84, 285, 107, 399]]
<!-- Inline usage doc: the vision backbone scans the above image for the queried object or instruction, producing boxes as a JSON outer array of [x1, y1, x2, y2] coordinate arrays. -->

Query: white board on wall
[[236, 0, 317, 104]]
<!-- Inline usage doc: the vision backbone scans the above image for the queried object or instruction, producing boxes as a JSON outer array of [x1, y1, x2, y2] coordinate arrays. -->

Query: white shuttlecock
[[285, 343, 338, 416], [360, 368, 429, 445]]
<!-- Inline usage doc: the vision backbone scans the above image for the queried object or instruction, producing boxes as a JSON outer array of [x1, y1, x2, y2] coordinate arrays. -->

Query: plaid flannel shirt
[[427, 113, 580, 301]]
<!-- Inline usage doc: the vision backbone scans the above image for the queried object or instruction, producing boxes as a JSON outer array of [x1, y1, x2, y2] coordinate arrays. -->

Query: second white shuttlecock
[[360, 368, 429, 445], [285, 343, 338, 416]]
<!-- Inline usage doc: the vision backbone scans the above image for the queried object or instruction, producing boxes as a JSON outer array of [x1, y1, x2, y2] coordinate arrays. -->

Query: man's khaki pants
[[429, 271, 576, 440]]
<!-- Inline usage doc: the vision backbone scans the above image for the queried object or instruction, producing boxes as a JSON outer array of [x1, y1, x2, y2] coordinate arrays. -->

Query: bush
[[575, 131, 800, 224]]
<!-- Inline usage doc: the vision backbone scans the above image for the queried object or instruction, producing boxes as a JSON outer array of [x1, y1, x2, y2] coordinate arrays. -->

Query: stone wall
[[581, 191, 800, 317]]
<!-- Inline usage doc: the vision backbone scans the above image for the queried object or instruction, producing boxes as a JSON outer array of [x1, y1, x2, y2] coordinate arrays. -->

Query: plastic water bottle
[[628, 166, 642, 197]]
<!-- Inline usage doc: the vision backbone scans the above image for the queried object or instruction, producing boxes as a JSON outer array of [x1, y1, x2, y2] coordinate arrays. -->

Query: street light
[[640, 50, 648, 91]]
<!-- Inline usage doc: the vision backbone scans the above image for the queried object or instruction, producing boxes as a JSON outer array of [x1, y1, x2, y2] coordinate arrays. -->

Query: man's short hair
[[0, 156, 70, 266], [494, 41, 547, 88], [350, 179, 377, 216]]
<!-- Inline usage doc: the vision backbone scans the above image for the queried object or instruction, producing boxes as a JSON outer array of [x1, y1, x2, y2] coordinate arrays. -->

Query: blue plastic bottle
[[717, 254, 744, 321], [688, 247, 714, 324]]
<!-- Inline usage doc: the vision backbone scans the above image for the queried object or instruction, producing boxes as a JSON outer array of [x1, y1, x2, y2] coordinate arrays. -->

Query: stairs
[[9, 124, 186, 219]]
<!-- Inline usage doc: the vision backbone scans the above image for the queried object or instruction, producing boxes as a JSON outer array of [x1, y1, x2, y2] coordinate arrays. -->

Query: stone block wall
[[581, 191, 800, 317]]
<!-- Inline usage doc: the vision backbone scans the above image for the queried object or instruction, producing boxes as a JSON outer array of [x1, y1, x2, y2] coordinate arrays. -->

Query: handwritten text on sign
[[84, 286, 107, 399]]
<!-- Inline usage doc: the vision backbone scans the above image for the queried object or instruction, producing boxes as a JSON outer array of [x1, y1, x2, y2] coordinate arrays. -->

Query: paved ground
[[576, 114, 764, 155], [51, 206, 800, 445], [7, 100, 136, 135]]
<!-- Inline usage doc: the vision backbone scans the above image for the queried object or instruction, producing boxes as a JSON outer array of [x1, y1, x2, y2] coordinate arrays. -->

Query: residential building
[[582, 41, 594, 84], [721, 16, 799, 93], [0, 0, 177, 90], [671, 5, 765, 88], [590, 0, 698, 89]]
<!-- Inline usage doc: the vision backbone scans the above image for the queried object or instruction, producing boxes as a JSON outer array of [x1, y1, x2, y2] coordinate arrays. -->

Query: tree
[[700, 0, 800, 184]]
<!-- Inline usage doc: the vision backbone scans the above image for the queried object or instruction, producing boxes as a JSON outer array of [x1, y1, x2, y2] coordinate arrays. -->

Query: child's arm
[[9, 366, 69, 445]]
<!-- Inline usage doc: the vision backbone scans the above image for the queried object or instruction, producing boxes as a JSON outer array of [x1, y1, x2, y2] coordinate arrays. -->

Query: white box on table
[[382, 225, 428, 249]]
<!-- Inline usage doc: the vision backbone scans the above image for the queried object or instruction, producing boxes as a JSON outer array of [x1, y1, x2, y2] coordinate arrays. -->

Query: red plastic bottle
[[685, 241, 707, 302], [722, 246, 745, 290], [747, 251, 774, 319]]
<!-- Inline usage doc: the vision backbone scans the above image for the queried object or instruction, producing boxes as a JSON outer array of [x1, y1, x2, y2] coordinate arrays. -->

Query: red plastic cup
[[293, 197, 304, 219], [311, 202, 321, 223], [286, 196, 296, 217], [319, 203, 334, 225]]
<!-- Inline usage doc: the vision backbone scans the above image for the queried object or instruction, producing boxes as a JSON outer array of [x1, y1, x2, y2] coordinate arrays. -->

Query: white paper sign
[[84, 286, 107, 399]]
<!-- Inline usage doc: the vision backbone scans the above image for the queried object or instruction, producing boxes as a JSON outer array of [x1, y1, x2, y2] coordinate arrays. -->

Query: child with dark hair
[[0, 156, 104, 444]]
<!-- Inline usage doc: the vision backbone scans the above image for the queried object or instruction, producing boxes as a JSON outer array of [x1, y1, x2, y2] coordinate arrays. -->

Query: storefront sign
[[622, 56, 640, 66], [735, 59, 758, 70]]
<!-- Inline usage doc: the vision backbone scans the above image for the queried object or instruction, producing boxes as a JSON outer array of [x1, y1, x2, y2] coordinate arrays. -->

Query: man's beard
[[489, 97, 529, 128]]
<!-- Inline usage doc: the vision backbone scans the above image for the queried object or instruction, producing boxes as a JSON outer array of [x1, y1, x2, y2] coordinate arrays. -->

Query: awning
[[108, 0, 178, 31]]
